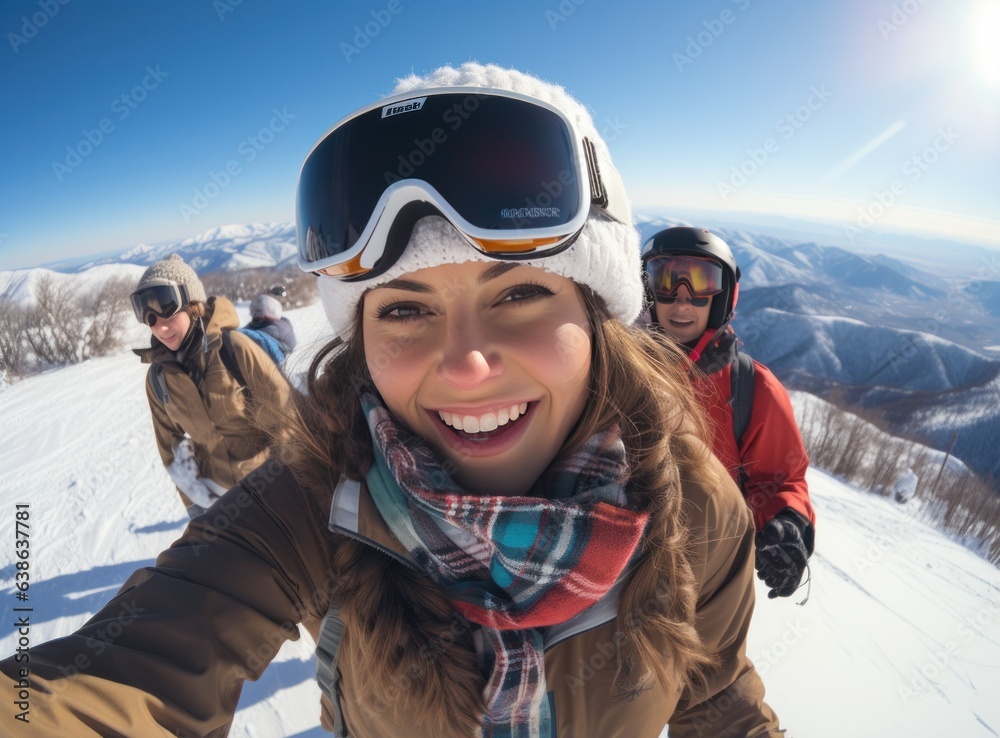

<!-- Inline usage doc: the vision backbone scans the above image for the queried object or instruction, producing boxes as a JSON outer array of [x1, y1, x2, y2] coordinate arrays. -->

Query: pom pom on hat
[[135, 254, 207, 304], [316, 63, 643, 338]]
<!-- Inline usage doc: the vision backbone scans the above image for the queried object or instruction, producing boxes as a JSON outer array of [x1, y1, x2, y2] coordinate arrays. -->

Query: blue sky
[[1, 0, 998, 270]]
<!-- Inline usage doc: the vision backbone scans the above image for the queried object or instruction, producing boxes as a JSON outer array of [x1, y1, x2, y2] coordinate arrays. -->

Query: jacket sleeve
[[145, 366, 185, 470], [741, 363, 815, 531], [0, 465, 337, 737], [668, 464, 783, 738]]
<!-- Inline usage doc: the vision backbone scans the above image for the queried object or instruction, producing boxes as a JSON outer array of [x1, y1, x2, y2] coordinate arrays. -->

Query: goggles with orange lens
[[645, 255, 725, 302], [296, 87, 629, 280]]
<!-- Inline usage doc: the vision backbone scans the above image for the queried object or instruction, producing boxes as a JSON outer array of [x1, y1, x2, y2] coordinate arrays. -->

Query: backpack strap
[[730, 351, 755, 491], [219, 329, 251, 401], [237, 326, 286, 366], [147, 364, 169, 405], [315, 606, 349, 736]]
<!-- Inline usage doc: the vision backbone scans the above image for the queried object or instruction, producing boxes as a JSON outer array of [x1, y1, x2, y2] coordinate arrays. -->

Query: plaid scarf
[[361, 392, 648, 738]]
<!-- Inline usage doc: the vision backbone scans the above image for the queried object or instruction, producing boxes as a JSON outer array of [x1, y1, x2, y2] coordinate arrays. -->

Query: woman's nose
[[436, 318, 502, 390]]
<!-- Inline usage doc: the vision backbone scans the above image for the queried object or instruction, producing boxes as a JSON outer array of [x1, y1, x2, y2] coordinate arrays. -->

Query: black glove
[[755, 510, 812, 599]]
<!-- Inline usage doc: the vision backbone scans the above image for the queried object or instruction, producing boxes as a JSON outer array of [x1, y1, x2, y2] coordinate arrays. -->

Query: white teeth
[[438, 404, 529, 434]]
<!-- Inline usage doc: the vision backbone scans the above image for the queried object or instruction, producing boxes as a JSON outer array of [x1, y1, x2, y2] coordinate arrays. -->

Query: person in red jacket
[[641, 226, 816, 599]]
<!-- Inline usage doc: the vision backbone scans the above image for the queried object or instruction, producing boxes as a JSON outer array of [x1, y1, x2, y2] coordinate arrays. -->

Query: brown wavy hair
[[274, 284, 718, 735]]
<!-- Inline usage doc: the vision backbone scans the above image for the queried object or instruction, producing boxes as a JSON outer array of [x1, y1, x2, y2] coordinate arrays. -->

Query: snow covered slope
[[2, 301, 998, 736]]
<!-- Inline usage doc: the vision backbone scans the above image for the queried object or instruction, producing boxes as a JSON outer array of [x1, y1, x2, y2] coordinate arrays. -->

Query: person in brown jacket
[[130, 254, 290, 517], [0, 64, 786, 737]]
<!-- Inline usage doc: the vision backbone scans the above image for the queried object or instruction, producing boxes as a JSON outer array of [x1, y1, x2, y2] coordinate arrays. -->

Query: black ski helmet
[[640, 226, 741, 330], [268, 284, 288, 300]]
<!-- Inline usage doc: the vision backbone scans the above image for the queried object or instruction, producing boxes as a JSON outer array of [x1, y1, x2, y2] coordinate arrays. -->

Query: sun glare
[[970, 1, 1000, 87]]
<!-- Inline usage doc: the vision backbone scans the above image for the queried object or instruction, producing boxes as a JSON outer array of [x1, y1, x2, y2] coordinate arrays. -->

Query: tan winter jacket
[[136, 296, 290, 506], [0, 445, 784, 737]]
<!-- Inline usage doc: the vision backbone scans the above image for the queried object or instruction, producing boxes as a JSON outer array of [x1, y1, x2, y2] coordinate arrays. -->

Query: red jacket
[[692, 327, 816, 533]]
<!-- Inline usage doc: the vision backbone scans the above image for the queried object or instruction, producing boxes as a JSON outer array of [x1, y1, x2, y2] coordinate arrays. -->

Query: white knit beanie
[[250, 293, 282, 322], [316, 63, 643, 338], [135, 254, 207, 303]]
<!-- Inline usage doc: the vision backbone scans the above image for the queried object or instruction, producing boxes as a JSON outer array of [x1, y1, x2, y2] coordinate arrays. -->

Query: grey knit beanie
[[135, 254, 207, 303], [315, 62, 643, 339]]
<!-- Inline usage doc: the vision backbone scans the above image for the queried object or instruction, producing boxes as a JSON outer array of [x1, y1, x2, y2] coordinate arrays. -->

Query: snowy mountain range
[[72, 222, 298, 273], [0, 263, 147, 304]]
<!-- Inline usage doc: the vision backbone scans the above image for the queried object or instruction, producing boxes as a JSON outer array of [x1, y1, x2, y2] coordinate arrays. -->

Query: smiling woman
[[363, 254, 593, 497], [1, 63, 787, 738]]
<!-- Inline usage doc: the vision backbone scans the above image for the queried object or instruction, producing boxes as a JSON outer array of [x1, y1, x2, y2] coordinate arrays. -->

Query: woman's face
[[653, 285, 712, 344], [150, 310, 192, 351], [362, 261, 592, 496]]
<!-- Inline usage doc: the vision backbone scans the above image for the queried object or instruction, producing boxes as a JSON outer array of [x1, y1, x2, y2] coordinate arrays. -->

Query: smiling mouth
[[436, 402, 532, 440]]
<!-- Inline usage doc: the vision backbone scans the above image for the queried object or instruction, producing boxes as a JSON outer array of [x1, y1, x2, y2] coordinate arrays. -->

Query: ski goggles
[[296, 87, 630, 280], [130, 283, 191, 326], [645, 255, 725, 303]]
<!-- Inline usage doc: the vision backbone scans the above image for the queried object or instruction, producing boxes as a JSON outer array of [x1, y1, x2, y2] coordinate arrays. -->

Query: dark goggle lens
[[655, 294, 711, 307], [297, 93, 583, 266], [131, 285, 184, 325], [646, 256, 724, 300]]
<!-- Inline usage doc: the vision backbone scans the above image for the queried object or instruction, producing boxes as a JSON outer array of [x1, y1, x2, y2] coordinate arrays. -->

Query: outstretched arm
[[0, 464, 337, 736]]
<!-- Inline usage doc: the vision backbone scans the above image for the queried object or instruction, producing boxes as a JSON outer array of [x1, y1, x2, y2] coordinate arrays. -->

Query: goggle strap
[[584, 138, 630, 226], [584, 138, 607, 208]]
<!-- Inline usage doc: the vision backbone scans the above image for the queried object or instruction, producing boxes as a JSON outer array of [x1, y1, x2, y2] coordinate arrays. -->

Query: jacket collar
[[328, 477, 417, 569], [326, 476, 624, 649]]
